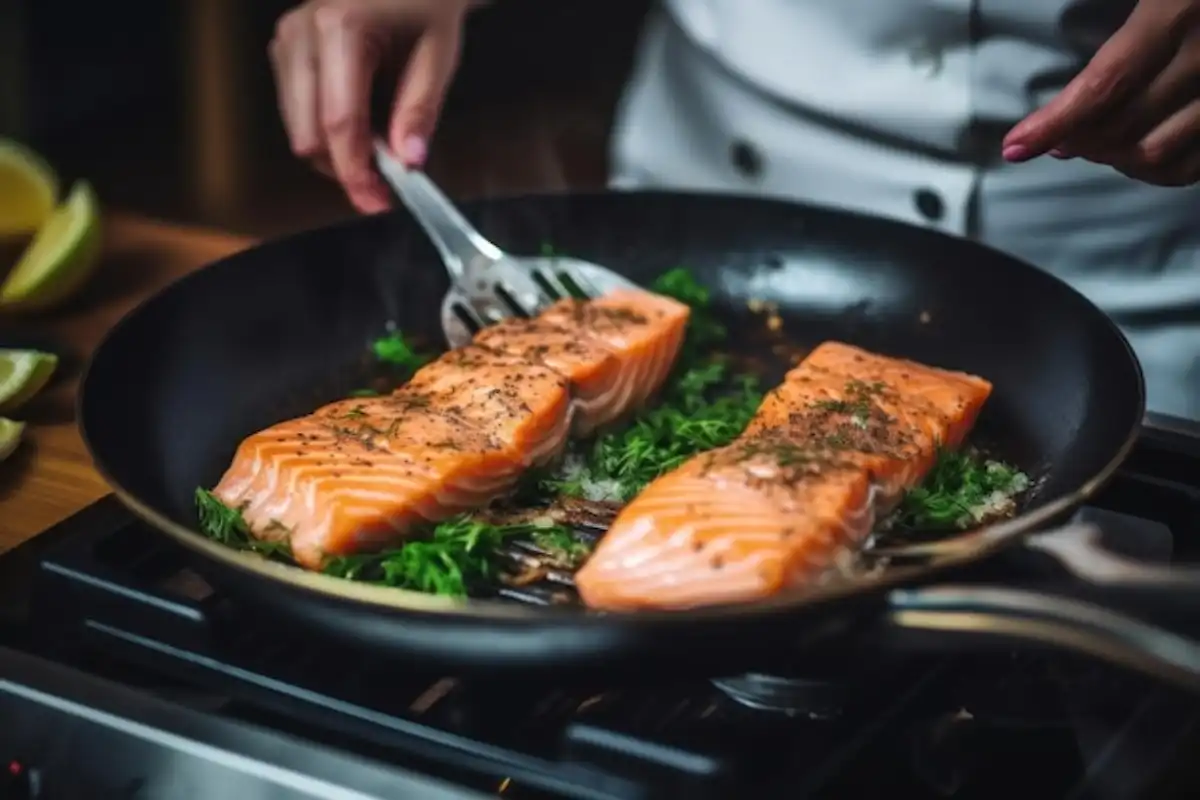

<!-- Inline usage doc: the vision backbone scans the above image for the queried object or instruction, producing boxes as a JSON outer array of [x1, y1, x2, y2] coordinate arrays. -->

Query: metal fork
[[373, 142, 637, 347]]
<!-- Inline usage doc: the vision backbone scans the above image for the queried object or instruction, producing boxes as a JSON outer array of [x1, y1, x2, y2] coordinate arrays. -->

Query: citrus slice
[[0, 139, 59, 237], [0, 181, 102, 312], [0, 349, 58, 414], [0, 417, 24, 462]]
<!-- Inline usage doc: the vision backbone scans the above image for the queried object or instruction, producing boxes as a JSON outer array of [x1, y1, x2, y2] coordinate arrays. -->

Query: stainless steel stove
[[4, 417, 1200, 799]]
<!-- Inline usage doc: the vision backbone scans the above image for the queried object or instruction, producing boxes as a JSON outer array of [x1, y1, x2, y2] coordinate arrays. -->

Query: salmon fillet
[[575, 341, 993, 611], [475, 290, 689, 435], [211, 289, 689, 568]]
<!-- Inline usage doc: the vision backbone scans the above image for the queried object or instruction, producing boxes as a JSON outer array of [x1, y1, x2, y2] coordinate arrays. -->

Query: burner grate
[[25, 498, 940, 799], [11, 418, 1200, 798]]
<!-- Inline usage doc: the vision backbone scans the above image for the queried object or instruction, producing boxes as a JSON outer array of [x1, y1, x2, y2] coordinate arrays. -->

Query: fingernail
[[1002, 144, 1030, 162], [401, 135, 427, 167]]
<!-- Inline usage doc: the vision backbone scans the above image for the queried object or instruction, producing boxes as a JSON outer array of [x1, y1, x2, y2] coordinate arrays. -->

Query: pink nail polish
[[401, 135, 428, 167], [1002, 144, 1029, 162]]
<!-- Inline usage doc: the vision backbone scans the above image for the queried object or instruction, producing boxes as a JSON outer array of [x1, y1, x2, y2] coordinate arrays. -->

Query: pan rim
[[76, 190, 1147, 625]]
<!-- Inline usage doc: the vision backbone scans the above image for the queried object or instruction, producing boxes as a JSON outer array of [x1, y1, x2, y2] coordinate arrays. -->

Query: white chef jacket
[[609, 0, 1200, 420]]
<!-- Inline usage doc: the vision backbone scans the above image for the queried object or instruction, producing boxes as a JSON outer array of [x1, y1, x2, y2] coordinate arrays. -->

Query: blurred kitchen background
[[0, 0, 653, 237]]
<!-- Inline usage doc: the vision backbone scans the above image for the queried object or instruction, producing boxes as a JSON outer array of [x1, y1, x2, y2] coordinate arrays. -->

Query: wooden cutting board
[[0, 214, 253, 553]]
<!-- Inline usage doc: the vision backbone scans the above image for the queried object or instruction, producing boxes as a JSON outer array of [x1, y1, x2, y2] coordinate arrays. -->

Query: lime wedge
[[0, 349, 58, 414], [0, 139, 58, 238], [0, 181, 102, 312], [0, 417, 24, 462]]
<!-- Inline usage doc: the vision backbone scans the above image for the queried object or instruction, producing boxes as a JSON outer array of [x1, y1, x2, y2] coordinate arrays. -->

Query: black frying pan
[[77, 191, 1200, 687]]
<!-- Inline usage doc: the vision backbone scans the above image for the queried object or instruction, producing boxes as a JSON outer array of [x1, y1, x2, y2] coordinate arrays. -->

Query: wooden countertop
[[0, 215, 253, 553]]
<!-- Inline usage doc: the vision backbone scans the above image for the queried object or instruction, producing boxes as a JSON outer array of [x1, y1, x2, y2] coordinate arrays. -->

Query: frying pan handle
[[1023, 522, 1200, 616], [883, 583, 1200, 692], [373, 140, 503, 281]]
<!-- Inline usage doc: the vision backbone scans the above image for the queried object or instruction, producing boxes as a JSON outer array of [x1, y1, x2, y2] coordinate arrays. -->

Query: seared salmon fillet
[[540, 290, 690, 418], [574, 438, 875, 609], [212, 413, 514, 568], [576, 341, 992, 611], [746, 342, 992, 507], [473, 319, 625, 437], [400, 345, 572, 465], [211, 289, 688, 568], [475, 290, 690, 435]]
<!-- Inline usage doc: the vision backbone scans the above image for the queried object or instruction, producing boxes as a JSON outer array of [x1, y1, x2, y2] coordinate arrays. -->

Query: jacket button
[[730, 140, 764, 179], [914, 189, 944, 222]]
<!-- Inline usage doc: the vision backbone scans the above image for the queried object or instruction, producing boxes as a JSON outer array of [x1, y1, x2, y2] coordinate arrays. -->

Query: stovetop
[[4, 416, 1200, 800]]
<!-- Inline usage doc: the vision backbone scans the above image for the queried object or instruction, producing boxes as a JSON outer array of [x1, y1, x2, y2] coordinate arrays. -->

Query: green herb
[[322, 517, 574, 596], [651, 267, 726, 356], [892, 449, 1030, 532], [372, 330, 431, 372], [530, 528, 592, 568], [195, 489, 575, 597], [194, 489, 291, 558], [194, 266, 1028, 600], [536, 269, 761, 501], [575, 365, 761, 499], [349, 388, 381, 397]]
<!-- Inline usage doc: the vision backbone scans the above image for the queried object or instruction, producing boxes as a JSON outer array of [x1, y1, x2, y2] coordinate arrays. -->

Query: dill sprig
[[891, 449, 1029, 532], [196, 488, 578, 597], [321, 517, 576, 597], [651, 267, 727, 358], [570, 363, 761, 500], [194, 489, 291, 558]]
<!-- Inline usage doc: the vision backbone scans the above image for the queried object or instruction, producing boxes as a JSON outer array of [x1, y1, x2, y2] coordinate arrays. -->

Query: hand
[[1002, 0, 1200, 186], [269, 0, 476, 212]]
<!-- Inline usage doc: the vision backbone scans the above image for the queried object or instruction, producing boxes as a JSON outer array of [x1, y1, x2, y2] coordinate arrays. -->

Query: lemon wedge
[[0, 139, 58, 238], [0, 349, 58, 414], [0, 417, 25, 462], [0, 181, 102, 312]]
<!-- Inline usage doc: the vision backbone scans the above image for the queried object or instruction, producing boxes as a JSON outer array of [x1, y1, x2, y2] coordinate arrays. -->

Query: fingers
[[270, 10, 323, 160], [269, 3, 390, 213], [1137, 100, 1200, 169], [1057, 46, 1199, 157], [387, 23, 462, 167], [1107, 51, 1197, 142], [1071, 100, 1200, 186], [312, 5, 392, 213], [1003, 5, 1171, 161], [1111, 148, 1200, 187]]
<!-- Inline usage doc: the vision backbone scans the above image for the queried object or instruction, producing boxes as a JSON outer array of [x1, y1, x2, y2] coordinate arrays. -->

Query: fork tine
[[552, 265, 602, 299], [488, 260, 558, 316], [534, 266, 593, 300]]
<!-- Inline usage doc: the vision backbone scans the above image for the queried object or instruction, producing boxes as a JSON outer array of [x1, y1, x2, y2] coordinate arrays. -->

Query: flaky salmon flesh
[[575, 342, 993, 611], [212, 289, 690, 568]]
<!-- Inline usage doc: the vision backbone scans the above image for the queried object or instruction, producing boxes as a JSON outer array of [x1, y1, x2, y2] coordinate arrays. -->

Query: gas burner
[[711, 672, 848, 717]]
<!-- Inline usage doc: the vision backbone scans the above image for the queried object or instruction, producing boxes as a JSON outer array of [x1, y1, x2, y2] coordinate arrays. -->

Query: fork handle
[[373, 140, 502, 282]]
